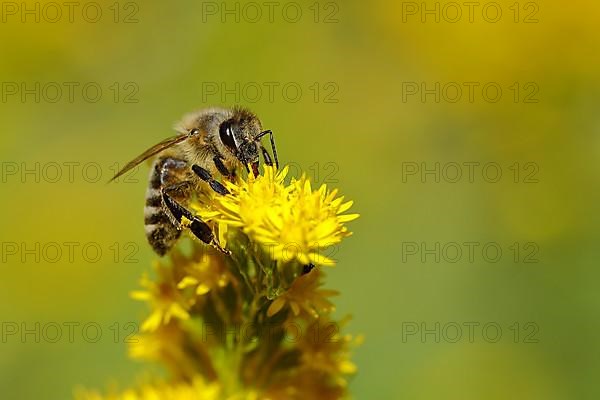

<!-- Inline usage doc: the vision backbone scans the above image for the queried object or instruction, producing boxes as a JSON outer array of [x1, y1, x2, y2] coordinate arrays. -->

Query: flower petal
[[267, 297, 286, 317]]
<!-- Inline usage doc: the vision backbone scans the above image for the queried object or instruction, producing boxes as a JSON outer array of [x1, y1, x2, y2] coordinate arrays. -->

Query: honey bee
[[110, 107, 278, 256]]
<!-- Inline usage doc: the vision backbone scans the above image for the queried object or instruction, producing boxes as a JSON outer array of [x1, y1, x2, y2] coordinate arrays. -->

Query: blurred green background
[[0, 0, 598, 398]]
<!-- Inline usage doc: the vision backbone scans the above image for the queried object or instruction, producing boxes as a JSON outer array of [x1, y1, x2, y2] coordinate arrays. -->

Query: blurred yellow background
[[0, 0, 598, 398]]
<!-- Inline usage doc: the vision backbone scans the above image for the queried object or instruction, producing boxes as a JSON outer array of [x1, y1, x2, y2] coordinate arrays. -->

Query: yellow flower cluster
[[195, 166, 359, 266], [77, 165, 359, 399], [75, 377, 252, 400]]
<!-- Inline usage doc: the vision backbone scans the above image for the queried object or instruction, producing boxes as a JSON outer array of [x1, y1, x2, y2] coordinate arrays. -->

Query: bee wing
[[109, 134, 190, 182]]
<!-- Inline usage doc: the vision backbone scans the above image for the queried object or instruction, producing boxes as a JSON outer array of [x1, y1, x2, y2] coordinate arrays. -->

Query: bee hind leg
[[161, 188, 230, 255]]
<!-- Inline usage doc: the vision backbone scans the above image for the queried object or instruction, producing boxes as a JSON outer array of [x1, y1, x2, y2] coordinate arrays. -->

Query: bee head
[[219, 112, 262, 175]]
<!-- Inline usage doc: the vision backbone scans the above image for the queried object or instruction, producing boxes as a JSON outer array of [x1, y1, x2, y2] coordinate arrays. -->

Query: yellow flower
[[196, 166, 359, 267], [267, 269, 338, 319], [74, 377, 221, 400], [297, 319, 363, 386], [130, 261, 191, 332], [75, 377, 263, 400], [177, 249, 230, 297]]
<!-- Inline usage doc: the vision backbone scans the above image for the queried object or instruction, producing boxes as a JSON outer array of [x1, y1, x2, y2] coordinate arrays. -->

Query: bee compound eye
[[219, 120, 237, 152]]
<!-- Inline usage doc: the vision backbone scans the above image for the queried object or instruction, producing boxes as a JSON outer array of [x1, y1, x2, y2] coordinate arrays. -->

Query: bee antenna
[[257, 130, 269, 139]]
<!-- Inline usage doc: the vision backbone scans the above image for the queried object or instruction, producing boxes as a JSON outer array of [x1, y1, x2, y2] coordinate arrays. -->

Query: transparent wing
[[109, 134, 190, 182]]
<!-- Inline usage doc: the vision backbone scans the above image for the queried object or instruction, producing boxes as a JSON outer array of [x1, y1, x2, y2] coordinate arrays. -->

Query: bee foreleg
[[191, 165, 230, 196], [260, 145, 273, 166], [213, 156, 231, 177], [267, 130, 279, 169], [213, 156, 238, 182], [257, 130, 279, 169]]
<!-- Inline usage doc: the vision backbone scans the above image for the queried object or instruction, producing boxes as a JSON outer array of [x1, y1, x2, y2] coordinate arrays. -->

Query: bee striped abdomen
[[144, 157, 187, 256]]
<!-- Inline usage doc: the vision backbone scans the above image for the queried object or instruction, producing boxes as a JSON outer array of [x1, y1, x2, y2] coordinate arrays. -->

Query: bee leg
[[257, 130, 279, 169], [268, 131, 279, 169], [192, 164, 230, 196], [161, 187, 230, 255], [213, 156, 238, 182], [260, 145, 273, 166], [213, 156, 231, 177]]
